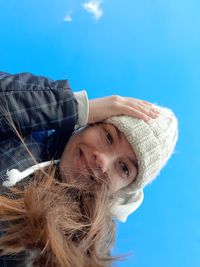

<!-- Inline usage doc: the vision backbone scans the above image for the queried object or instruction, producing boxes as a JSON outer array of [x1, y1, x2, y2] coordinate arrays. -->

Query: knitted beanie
[[105, 104, 178, 194]]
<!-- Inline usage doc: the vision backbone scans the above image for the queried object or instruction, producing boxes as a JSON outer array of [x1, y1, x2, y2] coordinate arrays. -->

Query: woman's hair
[[0, 163, 117, 267], [0, 113, 118, 267]]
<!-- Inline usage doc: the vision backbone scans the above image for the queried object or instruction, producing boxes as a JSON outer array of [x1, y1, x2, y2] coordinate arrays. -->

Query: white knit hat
[[106, 105, 178, 193], [106, 104, 178, 222]]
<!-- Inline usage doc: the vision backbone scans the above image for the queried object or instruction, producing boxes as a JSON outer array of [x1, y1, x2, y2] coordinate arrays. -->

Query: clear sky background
[[0, 1, 199, 267]]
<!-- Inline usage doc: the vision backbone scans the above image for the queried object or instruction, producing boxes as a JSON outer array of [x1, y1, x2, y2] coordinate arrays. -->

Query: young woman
[[0, 71, 178, 267]]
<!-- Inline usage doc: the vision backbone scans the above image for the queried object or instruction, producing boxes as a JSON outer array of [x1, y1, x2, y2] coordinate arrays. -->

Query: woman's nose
[[93, 151, 109, 173]]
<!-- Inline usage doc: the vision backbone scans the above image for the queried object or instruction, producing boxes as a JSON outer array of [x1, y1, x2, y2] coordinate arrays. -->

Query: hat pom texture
[[105, 104, 178, 193]]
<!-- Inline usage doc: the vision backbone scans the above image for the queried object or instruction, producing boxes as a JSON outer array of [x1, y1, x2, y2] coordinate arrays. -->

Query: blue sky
[[0, 1, 200, 266]]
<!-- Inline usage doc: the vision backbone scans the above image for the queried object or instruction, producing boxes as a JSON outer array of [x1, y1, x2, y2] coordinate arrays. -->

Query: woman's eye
[[105, 130, 113, 145], [119, 161, 130, 177]]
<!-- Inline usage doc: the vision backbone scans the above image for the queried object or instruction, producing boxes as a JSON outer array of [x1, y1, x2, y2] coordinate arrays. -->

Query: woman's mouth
[[79, 148, 83, 168], [79, 149, 85, 169], [79, 149, 95, 181]]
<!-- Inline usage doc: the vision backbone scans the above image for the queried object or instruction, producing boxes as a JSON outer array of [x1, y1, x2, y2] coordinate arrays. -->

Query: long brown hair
[[0, 163, 117, 267], [0, 112, 118, 267]]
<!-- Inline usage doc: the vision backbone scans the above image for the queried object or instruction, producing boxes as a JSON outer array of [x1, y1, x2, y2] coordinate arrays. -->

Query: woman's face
[[59, 123, 138, 193]]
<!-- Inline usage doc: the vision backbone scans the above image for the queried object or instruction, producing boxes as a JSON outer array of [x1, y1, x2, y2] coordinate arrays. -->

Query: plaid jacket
[[0, 71, 79, 266]]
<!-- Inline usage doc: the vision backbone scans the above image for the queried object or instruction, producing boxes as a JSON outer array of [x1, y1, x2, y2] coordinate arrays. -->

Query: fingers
[[127, 97, 159, 111], [117, 105, 155, 123], [119, 97, 160, 122], [132, 102, 159, 117], [88, 95, 160, 124]]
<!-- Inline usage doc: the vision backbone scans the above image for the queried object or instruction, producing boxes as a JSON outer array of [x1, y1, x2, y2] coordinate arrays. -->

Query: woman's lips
[[78, 150, 109, 185], [79, 149, 89, 170], [79, 149, 95, 180]]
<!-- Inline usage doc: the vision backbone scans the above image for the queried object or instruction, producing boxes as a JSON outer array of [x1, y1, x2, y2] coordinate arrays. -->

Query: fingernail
[[145, 117, 151, 123], [153, 113, 159, 118]]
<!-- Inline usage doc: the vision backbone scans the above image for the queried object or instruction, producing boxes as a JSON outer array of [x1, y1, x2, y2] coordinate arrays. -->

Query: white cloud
[[83, 0, 103, 20], [63, 10, 73, 22]]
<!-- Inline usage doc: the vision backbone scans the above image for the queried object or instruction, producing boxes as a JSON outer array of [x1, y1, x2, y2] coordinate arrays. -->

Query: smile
[[79, 149, 95, 181]]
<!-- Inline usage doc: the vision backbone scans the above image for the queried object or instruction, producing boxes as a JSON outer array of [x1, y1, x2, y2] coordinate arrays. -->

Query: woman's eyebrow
[[128, 156, 138, 170], [112, 126, 138, 169], [113, 126, 122, 142]]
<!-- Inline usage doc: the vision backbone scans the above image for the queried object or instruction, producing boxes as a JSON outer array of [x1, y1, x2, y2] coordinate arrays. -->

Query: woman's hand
[[88, 95, 160, 124]]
